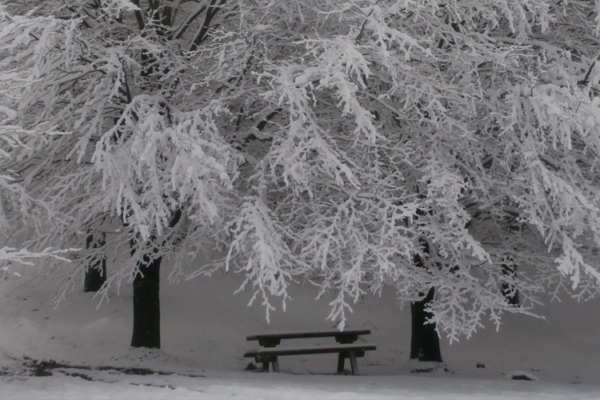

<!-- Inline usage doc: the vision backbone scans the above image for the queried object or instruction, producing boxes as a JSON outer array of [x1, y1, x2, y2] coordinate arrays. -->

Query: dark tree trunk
[[410, 239, 443, 363], [131, 252, 162, 349], [501, 263, 520, 306], [410, 287, 443, 362], [84, 233, 107, 292], [129, 211, 180, 349]]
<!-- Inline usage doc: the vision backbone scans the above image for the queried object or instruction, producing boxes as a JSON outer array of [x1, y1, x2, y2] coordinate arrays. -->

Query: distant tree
[[84, 233, 106, 293]]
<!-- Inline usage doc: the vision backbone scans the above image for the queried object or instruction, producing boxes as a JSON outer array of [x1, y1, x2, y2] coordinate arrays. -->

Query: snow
[[1, 262, 600, 399], [2, 373, 600, 400]]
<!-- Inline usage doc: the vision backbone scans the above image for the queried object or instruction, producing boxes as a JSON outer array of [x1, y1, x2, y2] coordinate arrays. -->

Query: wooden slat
[[246, 329, 371, 341], [244, 349, 260, 357], [253, 343, 376, 357]]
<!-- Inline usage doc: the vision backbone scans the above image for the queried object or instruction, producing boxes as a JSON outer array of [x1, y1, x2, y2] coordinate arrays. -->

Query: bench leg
[[337, 352, 346, 374], [257, 355, 279, 372], [349, 351, 359, 375], [271, 356, 280, 373], [262, 359, 270, 372]]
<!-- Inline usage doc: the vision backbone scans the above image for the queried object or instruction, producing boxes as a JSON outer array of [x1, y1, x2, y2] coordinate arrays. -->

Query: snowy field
[[1, 263, 600, 399], [3, 371, 600, 400]]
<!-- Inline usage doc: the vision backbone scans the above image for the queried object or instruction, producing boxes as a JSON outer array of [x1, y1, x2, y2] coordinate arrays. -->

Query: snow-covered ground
[[1, 262, 600, 399], [3, 370, 600, 400]]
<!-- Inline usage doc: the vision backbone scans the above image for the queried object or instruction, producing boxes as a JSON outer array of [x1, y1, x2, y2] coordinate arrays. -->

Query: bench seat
[[246, 329, 371, 346], [244, 343, 376, 374]]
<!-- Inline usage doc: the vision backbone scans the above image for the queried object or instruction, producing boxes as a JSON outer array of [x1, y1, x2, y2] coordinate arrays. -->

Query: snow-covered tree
[[0, 16, 74, 272], [4, 0, 600, 358], [0, 0, 242, 348], [217, 0, 600, 351]]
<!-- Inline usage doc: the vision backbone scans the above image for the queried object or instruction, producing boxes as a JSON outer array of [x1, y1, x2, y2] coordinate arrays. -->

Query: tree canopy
[[2, 0, 600, 340]]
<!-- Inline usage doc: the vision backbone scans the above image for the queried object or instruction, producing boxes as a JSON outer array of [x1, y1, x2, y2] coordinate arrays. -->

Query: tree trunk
[[131, 253, 161, 349], [410, 287, 443, 362], [129, 211, 180, 349], [501, 263, 520, 306], [410, 242, 443, 363], [84, 233, 107, 292]]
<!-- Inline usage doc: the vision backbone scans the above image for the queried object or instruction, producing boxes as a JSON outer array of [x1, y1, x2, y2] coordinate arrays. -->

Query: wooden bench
[[244, 329, 375, 375]]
